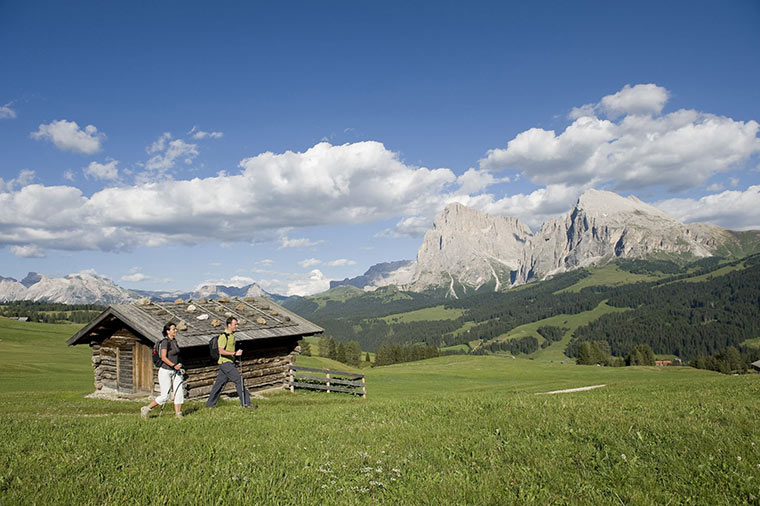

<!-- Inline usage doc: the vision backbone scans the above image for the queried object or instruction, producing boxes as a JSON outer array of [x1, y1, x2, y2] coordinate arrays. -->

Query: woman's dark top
[[159, 338, 181, 370]]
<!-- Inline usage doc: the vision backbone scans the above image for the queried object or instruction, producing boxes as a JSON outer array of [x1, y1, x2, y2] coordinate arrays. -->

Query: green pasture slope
[[2, 318, 760, 505]]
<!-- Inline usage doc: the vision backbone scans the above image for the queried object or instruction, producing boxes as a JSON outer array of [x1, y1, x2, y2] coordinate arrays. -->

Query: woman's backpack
[[152, 339, 166, 367]]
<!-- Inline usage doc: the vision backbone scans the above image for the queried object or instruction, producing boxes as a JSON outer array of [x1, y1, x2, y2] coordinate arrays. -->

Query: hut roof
[[66, 297, 323, 347]]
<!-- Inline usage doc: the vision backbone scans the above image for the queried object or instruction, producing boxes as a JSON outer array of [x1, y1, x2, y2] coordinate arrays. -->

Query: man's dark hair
[[162, 321, 176, 337], [226, 316, 238, 327]]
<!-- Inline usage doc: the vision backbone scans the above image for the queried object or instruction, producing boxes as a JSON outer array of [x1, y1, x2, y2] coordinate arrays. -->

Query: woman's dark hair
[[162, 321, 176, 337]]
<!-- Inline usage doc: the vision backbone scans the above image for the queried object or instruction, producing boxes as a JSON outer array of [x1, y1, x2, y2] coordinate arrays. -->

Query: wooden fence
[[288, 365, 366, 398]]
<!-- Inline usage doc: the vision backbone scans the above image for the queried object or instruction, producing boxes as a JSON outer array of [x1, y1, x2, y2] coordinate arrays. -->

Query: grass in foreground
[[1, 318, 760, 505]]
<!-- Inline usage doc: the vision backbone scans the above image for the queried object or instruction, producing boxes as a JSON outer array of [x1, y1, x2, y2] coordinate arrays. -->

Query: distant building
[[751, 360, 760, 373], [67, 297, 322, 399], [655, 360, 673, 366]]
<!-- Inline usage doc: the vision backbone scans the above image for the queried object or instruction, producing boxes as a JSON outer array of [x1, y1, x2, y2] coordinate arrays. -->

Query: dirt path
[[536, 384, 606, 395]]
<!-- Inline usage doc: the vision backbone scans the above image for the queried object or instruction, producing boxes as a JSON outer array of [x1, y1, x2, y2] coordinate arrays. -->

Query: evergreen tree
[[345, 341, 361, 367], [336, 342, 347, 364], [577, 342, 593, 365]]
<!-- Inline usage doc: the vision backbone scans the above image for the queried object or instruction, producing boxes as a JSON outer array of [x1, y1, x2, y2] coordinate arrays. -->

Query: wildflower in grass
[[737, 456, 742, 461], [621, 454, 627, 461]]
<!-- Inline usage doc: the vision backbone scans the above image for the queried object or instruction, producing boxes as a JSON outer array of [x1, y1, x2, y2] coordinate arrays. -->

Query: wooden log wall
[[90, 328, 142, 394]]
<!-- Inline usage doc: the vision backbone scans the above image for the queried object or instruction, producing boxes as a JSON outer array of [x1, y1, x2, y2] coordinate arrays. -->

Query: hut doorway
[[132, 341, 154, 393]]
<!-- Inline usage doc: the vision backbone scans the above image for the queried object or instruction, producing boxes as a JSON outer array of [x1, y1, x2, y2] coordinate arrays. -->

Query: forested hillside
[[284, 255, 760, 362], [567, 255, 760, 359]]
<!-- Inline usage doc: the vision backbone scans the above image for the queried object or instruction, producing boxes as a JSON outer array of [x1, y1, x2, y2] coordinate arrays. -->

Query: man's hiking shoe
[[244, 404, 258, 409], [140, 406, 151, 419]]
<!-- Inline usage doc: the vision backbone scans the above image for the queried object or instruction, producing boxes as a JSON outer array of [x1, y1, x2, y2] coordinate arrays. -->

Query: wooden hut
[[66, 297, 323, 399]]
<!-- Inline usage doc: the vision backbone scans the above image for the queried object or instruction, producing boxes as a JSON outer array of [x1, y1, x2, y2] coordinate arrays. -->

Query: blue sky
[[1, 0, 759, 295]]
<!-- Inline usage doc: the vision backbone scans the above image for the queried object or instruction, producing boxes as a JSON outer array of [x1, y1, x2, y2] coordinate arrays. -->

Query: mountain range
[[0, 272, 271, 306], [334, 189, 760, 297], [2, 190, 759, 305]]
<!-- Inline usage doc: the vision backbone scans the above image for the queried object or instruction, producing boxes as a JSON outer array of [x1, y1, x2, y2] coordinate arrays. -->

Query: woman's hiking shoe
[[175, 412, 184, 419], [140, 406, 151, 419]]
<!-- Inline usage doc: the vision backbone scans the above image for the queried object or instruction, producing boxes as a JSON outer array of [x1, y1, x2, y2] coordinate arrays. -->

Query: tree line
[[374, 343, 440, 366], [0, 301, 104, 324], [568, 255, 760, 360]]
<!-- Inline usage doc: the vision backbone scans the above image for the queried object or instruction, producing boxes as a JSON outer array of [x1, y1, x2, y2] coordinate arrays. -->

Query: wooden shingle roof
[[66, 296, 323, 347]]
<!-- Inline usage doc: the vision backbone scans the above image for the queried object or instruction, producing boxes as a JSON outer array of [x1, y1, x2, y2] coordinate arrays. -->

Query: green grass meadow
[[2, 317, 760, 504]]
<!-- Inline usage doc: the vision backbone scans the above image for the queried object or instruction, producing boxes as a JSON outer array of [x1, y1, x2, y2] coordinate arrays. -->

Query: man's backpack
[[209, 332, 229, 362], [152, 338, 166, 368]]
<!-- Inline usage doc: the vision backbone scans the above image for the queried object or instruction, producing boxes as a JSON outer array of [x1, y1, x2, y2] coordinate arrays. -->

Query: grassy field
[[1, 317, 760, 504], [556, 264, 662, 293], [381, 305, 465, 324], [478, 301, 630, 363]]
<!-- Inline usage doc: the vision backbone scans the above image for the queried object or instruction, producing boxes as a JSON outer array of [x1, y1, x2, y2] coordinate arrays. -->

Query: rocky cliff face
[[408, 203, 532, 296], [518, 189, 718, 284], [0, 278, 29, 302], [374, 189, 753, 297]]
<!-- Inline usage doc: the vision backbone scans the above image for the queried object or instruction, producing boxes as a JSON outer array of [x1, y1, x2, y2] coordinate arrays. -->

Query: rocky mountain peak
[[20, 272, 43, 288], [408, 202, 533, 296], [574, 189, 676, 225]]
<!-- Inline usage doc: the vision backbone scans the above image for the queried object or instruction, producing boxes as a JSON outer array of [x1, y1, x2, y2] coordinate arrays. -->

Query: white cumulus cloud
[[84, 160, 119, 180], [30, 119, 105, 154], [121, 272, 150, 282], [0, 169, 35, 192], [599, 83, 670, 118], [0, 103, 16, 119], [481, 84, 760, 192], [189, 126, 223, 139], [656, 185, 760, 231], [285, 269, 330, 296], [327, 258, 356, 267], [141, 133, 199, 181], [10, 245, 45, 258], [298, 258, 322, 268], [456, 168, 508, 194], [0, 141, 458, 252]]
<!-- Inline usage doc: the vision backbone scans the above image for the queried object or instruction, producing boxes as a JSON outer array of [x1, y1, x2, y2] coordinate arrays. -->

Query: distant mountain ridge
[[0, 272, 274, 306], [339, 189, 760, 297], [330, 260, 414, 290]]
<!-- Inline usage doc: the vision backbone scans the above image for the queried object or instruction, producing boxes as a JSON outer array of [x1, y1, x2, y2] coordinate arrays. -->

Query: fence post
[[326, 372, 331, 393], [289, 365, 294, 393], [361, 376, 366, 398]]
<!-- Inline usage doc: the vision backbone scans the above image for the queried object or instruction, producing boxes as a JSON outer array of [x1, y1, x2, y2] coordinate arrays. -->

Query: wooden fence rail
[[288, 365, 366, 398]]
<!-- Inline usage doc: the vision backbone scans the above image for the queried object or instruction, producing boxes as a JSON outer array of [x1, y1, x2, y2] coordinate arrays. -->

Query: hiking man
[[205, 316, 254, 408]]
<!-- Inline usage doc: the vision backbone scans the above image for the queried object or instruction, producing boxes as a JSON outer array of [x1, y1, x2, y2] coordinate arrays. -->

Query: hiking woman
[[141, 322, 184, 418]]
